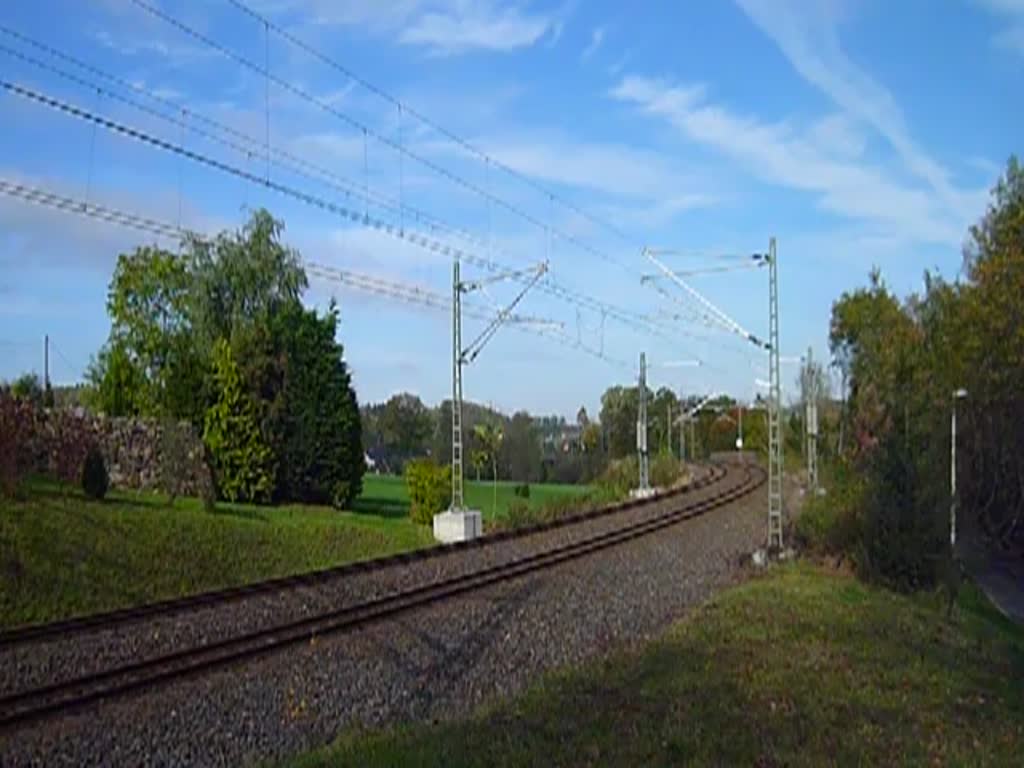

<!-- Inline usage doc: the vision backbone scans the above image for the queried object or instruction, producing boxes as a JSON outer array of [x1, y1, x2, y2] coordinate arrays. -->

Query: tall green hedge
[[203, 339, 274, 504]]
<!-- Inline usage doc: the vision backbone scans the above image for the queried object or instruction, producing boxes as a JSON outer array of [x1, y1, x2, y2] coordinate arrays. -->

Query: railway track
[[0, 462, 761, 731], [0, 464, 725, 649]]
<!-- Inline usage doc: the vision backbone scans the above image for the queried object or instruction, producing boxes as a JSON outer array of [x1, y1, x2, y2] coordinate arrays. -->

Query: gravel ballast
[[0, 468, 724, 697], [3, 465, 769, 767]]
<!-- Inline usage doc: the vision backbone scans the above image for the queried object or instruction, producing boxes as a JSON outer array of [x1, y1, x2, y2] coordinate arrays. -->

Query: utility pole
[[805, 345, 819, 492], [737, 402, 744, 450], [767, 237, 784, 549], [680, 414, 686, 461], [951, 388, 968, 549], [451, 259, 465, 511], [667, 400, 673, 457], [637, 352, 650, 493], [441, 257, 548, 543], [44, 334, 49, 391]]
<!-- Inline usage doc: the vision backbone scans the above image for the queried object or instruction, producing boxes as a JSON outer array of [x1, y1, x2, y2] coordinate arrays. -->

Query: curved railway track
[[0, 465, 726, 649], [0, 461, 762, 731]]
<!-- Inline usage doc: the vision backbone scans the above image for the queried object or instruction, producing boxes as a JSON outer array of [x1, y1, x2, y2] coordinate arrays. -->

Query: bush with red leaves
[[0, 394, 35, 497], [48, 411, 95, 489]]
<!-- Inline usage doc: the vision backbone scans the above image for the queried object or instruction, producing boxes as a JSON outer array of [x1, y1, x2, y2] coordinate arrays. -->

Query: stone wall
[[30, 408, 210, 495]]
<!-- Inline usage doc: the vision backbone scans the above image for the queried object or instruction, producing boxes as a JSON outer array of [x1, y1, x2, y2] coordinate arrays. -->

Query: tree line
[[806, 156, 1023, 591], [361, 383, 815, 486], [84, 210, 363, 507]]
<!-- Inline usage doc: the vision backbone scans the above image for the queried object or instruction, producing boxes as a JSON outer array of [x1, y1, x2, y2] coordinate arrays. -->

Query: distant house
[[539, 424, 583, 456]]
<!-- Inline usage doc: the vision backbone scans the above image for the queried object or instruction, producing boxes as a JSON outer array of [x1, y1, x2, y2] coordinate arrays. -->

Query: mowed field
[[357, 473, 590, 523], [0, 475, 590, 629]]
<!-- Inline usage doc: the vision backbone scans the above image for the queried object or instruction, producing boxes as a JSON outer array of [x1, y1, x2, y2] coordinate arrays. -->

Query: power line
[[0, 177, 632, 371], [0, 179, 182, 239], [129, 0, 639, 275], [0, 77, 701, 360], [0, 34, 680, 346], [644, 246, 768, 349], [308, 263, 630, 370], [48, 339, 85, 378], [225, 0, 640, 251]]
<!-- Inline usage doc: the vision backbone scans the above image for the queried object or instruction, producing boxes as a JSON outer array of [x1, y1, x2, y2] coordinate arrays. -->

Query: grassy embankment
[[290, 564, 1023, 767], [0, 474, 588, 628]]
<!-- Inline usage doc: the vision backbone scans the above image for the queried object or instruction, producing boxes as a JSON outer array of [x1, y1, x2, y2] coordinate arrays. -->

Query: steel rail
[[0, 467, 724, 647], [0, 464, 762, 730]]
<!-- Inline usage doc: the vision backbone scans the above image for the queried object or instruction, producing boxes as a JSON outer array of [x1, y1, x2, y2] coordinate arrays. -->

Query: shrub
[[595, 456, 638, 498], [404, 459, 452, 525], [202, 339, 275, 504], [794, 462, 865, 556], [860, 440, 945, 592], [81, 445, 109, 500], [505, 498, 536, 529], [513, 483, 531, 499], [10, 373, 43, 406], [650, 453, 684, 489], [0, 394, 35, 497], [493, 492, 600, 532]]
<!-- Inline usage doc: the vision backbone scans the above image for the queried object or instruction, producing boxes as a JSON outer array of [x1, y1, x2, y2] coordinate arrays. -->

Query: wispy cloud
[[419, 131, 717, 217], [609, 76, 969, 246], [732, 0, 964, 209], [581, 26, 606, 60], [994, 22, 1024, 54], [400, 5, 559, 55], [268, 0, 563, 56], [974, 0, 1024, 42], [89, 28, 217, 64]]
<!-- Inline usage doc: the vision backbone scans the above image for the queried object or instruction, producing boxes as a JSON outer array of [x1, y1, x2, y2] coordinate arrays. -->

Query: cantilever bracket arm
[[462, 261, 548, 363]]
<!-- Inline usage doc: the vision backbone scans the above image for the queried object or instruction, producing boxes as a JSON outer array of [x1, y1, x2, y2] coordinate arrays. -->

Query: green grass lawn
[[0, 474, 590, 629], [290, 564, 1024, 767], [0, 480, 435, 629], [357, 474, 590, 523]]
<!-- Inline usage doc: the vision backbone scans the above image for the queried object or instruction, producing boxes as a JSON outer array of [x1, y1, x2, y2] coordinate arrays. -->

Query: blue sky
[[0, 0, 1020, 418]]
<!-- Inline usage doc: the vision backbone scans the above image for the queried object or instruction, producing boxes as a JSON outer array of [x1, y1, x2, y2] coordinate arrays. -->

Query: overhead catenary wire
[[644, 247, 768, 349], [221, 0, 779, 365], [0, 75, 703, 361], [2, 15, 773, 393], [128, 0, 639, 276], [0, 36, 451, 240], [0, 176, 633, 372], [0, 34, 690, 347], [224, 0, 640, 252], [0, 23, 752, 372], [309, 264, 629, 369]]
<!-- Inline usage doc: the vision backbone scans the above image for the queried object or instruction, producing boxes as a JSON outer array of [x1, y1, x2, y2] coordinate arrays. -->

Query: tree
[[10, 373, 43, 406], [502, 411, 540, 482], [474, 422, 503, 515], [576, 406, 590, 429], [599, 385, 640, 459], [85, 342, 146, 416], [376, 393, 434, 472], [186, 209, 307, 352], [271, 302, 364, 508], [85, 209, 367, 508], [470, 449, 487, 481], [202, 340, 274, 504], [103, 246, 193, 415]]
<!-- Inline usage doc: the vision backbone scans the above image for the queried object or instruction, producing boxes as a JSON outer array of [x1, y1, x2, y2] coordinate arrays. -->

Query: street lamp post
[[950, 388, 968, 550]]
